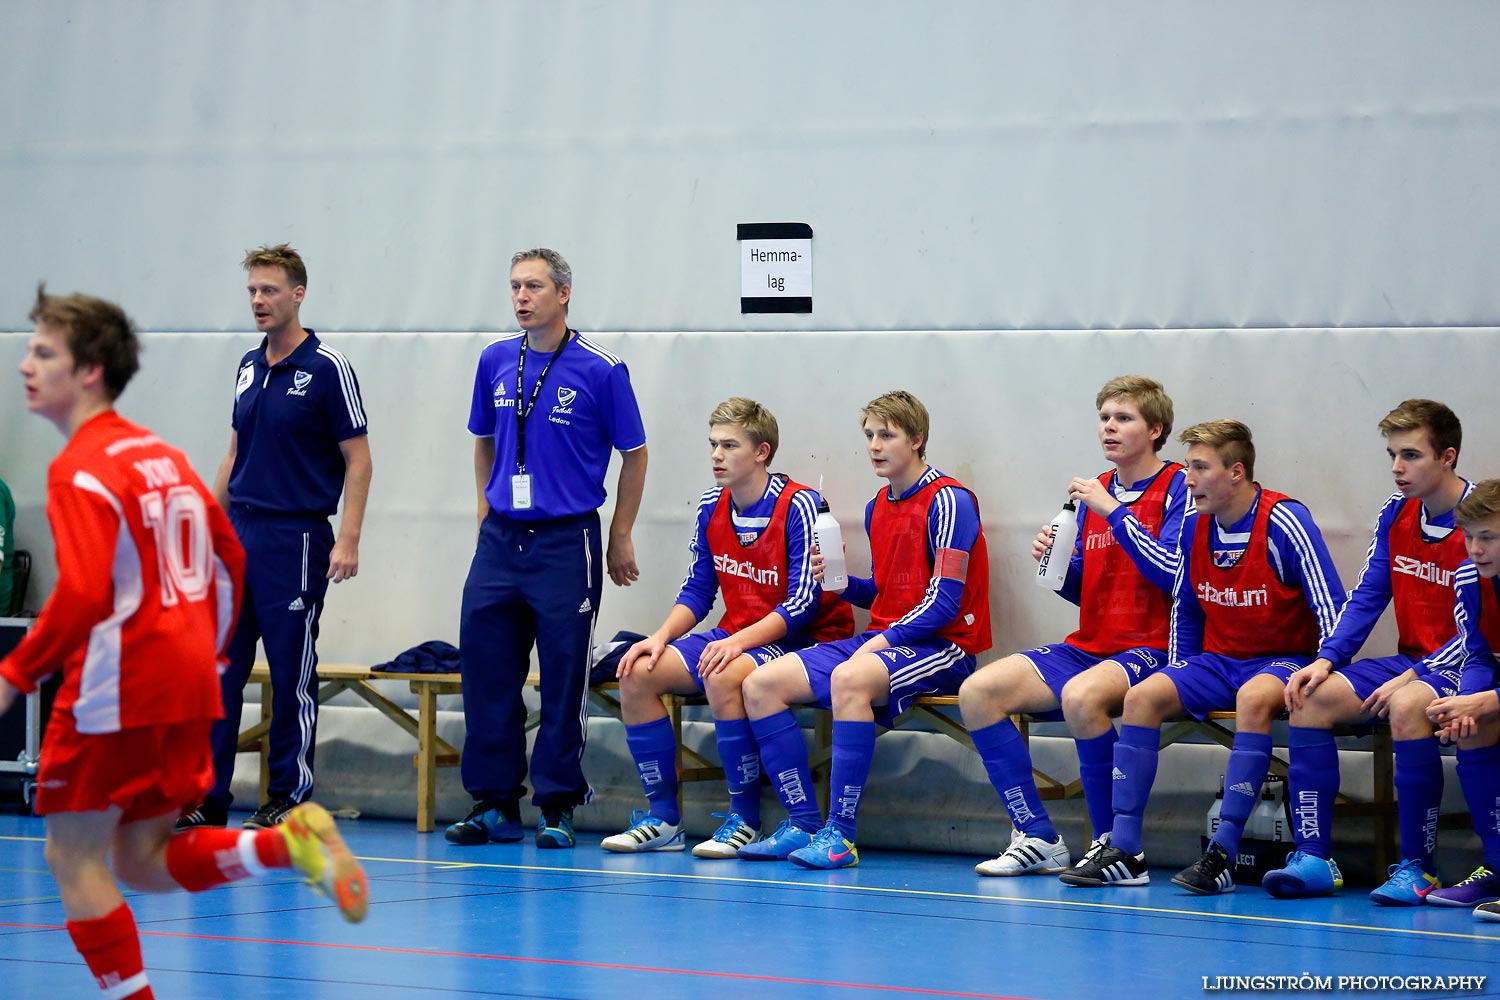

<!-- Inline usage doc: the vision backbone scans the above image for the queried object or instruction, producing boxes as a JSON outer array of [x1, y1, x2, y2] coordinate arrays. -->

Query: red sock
[[65, 902, 154, 998], [165, 828, 291, 892]]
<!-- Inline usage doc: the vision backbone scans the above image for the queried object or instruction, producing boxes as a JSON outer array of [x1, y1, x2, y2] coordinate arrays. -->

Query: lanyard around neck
[[515, 329, 571, 471]]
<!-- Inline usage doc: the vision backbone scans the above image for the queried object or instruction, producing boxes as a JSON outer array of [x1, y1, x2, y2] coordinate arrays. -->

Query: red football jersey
[[1066, 463, 1183, 656], [1387, 498, 1468, 659], [868, 475, 991, 655], [1190, 489, 1320, 659], [1478, 572, 1500, 656], [704, 480, 854, 643], [0, 412, 245, 733]]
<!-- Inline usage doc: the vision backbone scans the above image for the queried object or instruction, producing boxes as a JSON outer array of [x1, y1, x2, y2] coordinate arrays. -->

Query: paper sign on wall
[[738, 222, 812, 313]]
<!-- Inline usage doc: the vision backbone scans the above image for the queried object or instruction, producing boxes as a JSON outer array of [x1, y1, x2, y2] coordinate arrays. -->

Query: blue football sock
[[713, 717, 762, 828], [624, 716, 680, 825], [972, 719, 1058, 841], [1075, 728, 1119, 839], [750, 710, 821, 831], [1209, 731, 1273, 857], [828, 720, 877, 840], [1286, 726, 1337, 859], [1457, 744, 1500, 870], [1110, 724, 1161, 856], [1394, 736, 1443, 871]]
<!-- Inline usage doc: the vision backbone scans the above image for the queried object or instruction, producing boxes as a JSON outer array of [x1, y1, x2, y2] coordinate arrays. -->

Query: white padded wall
[[2, 2, 1499, 333], [3, 328, 1495, 665]]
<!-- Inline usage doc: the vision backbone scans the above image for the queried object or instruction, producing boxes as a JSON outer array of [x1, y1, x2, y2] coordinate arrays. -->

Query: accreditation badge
[[511, 473, 533, 510]]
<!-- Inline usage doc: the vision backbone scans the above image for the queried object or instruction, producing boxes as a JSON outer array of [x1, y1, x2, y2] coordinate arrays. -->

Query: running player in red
[[0, 286, 367, 1000]]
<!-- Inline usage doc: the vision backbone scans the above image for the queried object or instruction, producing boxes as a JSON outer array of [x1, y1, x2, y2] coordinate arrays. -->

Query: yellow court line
[[359, 853, 1500, 943], [7, 834, 1494, 944]]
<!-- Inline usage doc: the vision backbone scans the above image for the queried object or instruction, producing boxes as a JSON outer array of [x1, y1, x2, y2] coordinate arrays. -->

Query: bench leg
[[417, 684, 438, 833], [668, 695, 686, 820], [258, 679, 272, 807], [1373, 727, 1395, 873]]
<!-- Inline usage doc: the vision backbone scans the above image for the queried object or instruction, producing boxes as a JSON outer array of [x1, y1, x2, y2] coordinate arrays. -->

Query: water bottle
[[812, 494, 848, 594], [1035, 499, 1078, 591]]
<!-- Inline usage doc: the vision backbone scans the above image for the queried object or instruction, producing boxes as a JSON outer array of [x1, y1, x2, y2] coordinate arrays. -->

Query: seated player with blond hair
[[959, 375, 1188, 877], [739, 390, 991, 869], [603, 397, 853, 858], [1060, 419, 1345, 894]]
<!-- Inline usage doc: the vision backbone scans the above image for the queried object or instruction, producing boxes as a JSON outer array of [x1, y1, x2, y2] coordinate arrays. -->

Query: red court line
[[4, 922, 1030, 998]]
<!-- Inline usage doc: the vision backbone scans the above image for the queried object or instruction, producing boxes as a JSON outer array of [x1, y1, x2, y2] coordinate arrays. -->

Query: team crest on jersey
[[236, 364, 254, 397], [1212, 550, 1244, 569], [550, 386, 576, 426], [288, 369, 312, 396]]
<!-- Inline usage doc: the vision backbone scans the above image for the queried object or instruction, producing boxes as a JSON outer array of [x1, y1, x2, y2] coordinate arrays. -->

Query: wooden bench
[[239, 663, 462, 833], [894, 695, 1397, 869], [237, 664, 723, 833], [237, 665, 1395, 865]]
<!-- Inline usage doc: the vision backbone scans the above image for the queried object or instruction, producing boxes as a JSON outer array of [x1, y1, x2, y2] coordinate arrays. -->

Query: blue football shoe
[[737, 818, 815, 861], [1262, 850, 1343, 898], [788, 822, 859, 870]]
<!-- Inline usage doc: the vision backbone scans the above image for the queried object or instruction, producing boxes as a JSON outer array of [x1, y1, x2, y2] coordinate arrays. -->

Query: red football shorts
[[35, 712, 214, 822]]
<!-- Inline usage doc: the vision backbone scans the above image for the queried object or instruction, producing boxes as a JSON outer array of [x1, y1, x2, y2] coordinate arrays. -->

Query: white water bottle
[[1035, 499, 1078, 591], [812, 495, 849, 594]]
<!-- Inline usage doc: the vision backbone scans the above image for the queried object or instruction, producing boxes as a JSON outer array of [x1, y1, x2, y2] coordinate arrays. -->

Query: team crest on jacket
[[288, 369, 313, 396], [1212, 550, 1244, 569], [557, 387, 577, 407]]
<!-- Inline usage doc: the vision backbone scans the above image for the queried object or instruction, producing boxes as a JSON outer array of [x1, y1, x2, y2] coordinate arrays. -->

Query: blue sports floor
[[2, 811, 1498, 999]]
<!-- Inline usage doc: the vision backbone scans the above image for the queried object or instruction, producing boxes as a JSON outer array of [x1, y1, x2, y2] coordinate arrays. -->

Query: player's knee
[[1236, 686, 1283, 729], [741, 667, 780, 717], [1385, 686, 1432, 737], [957, 669, 1000, 722], [1121, 679, 1168, 726], [1389, 705, 1434, 741], [1059, 680, 1104, 725], [42, 836, 91, 885], [1289, 690, 1337, 729], [702, 664, 749, 712], [618, 673, 665, 718], [112, 847, 155, 891], [829, 661, 879, 712], [41, 837, 68, 879]]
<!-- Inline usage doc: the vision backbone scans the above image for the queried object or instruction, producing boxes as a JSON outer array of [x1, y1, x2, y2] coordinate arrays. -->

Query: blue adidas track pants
[[207, 507, 333, 808], [458, 509, 602, 811]]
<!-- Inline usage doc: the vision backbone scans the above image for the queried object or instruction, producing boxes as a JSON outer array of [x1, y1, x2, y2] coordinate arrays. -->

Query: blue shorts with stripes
[[668, 627, 810, 691], [1331, 653, 1461, 702], [1161, 651, 1313, 720], [791, 630, 976, 726], [1020, 643, 1169, 701]]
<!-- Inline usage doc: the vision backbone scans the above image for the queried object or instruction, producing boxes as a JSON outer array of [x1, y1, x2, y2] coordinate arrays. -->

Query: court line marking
[[0, 922, 1031, 999], [6, 834, 1497, 943], [357, 853, 1500, 943]]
